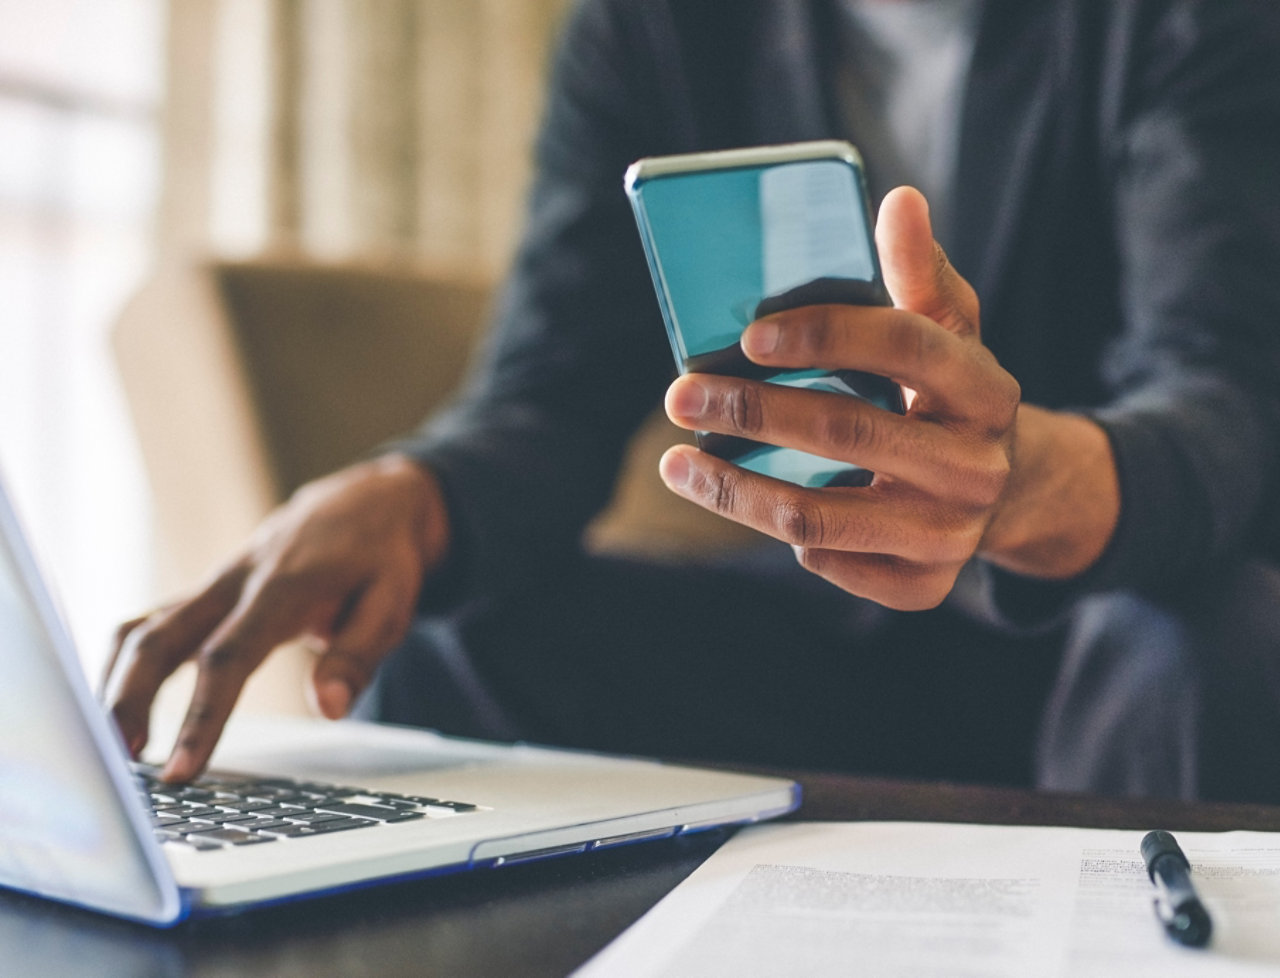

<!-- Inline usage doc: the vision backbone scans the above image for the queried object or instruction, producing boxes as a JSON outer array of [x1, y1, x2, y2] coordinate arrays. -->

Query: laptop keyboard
[[133, 764, 479, 852]]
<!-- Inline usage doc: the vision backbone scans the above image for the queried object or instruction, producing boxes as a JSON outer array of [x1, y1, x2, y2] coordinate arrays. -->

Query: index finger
[[160, 578, 331, 781], [105, 568, 246, 758], [742, 307, 1016, 426]]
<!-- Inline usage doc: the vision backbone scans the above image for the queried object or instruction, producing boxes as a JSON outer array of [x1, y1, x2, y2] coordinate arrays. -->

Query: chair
[[112, 256, 756, 714]]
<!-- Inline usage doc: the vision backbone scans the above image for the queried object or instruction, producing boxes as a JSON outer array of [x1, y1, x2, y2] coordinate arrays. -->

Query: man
[[105, 0, 1280, 801]]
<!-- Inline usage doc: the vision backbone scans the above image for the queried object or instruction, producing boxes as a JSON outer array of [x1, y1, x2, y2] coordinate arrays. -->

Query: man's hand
[[660, 186, 1120, 609], [103, 453, 450, 781]]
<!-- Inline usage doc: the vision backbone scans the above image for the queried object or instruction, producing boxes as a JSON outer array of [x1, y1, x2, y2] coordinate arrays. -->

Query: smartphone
[[625, 140, 905, 489]]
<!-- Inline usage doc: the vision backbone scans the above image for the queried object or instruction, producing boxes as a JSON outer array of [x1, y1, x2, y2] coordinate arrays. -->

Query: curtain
[[161, 0, 569, 276], [0, 0, 163, 665]]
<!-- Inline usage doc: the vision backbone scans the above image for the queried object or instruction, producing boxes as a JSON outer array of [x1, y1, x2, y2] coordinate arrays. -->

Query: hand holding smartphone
[[625, 140, 904, 488]]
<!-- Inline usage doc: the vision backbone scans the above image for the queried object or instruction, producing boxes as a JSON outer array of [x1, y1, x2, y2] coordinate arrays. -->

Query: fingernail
[[316, 678, 352, 719], [660, 449, 694, 492], [743, 320, 779, 357], [667, 377, 709, 421]]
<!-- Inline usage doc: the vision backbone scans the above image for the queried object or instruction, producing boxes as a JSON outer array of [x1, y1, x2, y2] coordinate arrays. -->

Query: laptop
[[0, 472, 799, 926]]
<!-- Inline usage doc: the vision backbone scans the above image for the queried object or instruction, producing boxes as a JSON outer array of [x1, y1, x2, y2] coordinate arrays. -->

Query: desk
[[4, 772, 1279, 978]]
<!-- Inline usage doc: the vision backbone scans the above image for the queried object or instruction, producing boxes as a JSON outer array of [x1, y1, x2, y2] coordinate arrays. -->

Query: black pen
[[1140, 830, 1213, 947]]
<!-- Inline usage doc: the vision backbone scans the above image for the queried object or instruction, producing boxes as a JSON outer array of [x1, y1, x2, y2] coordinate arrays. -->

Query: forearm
[[396, 395, 637, 601], [979, 405, 1120, 580]]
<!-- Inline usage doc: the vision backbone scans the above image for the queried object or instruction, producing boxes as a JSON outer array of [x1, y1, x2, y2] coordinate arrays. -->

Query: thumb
[[309, 664, 356, 720], [307, 578, 408, 719], [876, 186, 980, 338]]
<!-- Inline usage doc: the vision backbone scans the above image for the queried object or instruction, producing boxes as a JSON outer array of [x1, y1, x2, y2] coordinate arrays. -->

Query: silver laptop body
[[0, 472, 798, 926]]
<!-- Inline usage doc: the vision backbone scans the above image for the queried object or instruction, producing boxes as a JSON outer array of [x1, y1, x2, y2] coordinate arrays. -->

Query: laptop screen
[[0, 477, 182, 924]]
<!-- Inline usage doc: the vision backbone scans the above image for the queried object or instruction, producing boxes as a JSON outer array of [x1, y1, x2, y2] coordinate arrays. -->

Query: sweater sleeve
[[972, 0, 1280, 628]]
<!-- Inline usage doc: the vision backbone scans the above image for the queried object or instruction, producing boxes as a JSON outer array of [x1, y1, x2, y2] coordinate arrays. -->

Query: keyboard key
[[377, 798, 422, 810], [424, 800, 478, 813], [254, 824, 317, 839], [156, 824, 224, 849], [201, 812, 262, 825], [180, 822, 230, 835], [198, 828, 277, 845], [218, 799, 275, 814], [306, 817, 379, 834], [281, 811, 346, 824], [176, 835, 224, 851], [251, 805, 307, 819], [314, 802, 425, 822], [234, 818, 295, 832]]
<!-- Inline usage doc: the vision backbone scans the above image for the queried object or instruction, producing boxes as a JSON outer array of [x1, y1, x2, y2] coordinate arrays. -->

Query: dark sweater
[[400, 0, 1280, 623]]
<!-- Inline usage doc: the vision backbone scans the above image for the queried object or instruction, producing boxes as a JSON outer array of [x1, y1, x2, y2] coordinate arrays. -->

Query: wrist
[[979, 406, 1120, 580]]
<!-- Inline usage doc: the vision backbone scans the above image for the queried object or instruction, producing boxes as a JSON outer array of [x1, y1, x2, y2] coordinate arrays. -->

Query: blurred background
[[0, 0, 570, 682]]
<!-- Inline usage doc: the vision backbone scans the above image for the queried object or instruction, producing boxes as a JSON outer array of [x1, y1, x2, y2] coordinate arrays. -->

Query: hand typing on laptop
[[103, 452, 452, 783], [2, 466, 795, 924]]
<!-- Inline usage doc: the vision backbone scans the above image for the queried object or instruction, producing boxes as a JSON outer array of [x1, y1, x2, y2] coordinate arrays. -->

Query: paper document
[[576, 822, 1280, 977]]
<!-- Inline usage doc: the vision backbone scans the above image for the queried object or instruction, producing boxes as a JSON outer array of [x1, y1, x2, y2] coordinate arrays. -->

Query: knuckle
[[182, 700, 218, 729], [972, 358, 1020, 435], [949, 449, 1011, 512], [989, 373, 1022, 430], [940, 528, 983, 566], [775, 496, 825, 547], [721, 383, 765, 436], [696, 465, 739, 515], [197, 641, 242, 675], [934, 438, 1011, 513], [976, 452, 1013, 506], [818, 403, 878, 458], [803, 305, 843, 360], [251, 557, 318, 604], [998, 371, 1021, 412], [917, 512, 983, 566]]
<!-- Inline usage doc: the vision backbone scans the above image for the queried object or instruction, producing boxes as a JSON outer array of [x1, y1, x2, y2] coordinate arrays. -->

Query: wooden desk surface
[[4, 771, 1279, 978]]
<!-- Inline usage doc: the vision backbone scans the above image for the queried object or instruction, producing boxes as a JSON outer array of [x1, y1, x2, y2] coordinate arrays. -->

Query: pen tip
[[1173, 906, 1213, 948]]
